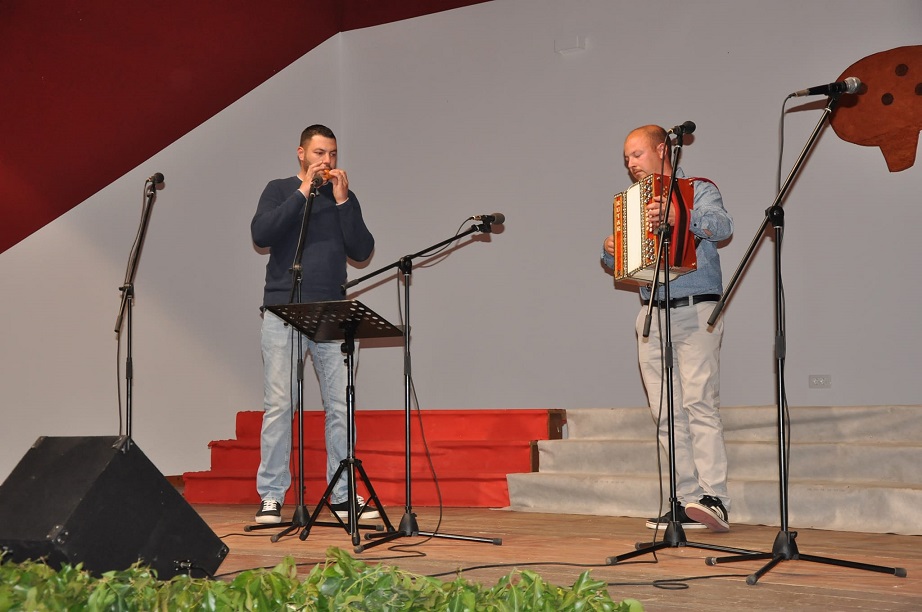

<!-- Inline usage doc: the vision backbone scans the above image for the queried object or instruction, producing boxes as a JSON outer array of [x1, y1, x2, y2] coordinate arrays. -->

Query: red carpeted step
[[183, 469, 512, 507], [184, 409, 563, 506], [234, 409, 558, 442], [206, 440, 534, 473]]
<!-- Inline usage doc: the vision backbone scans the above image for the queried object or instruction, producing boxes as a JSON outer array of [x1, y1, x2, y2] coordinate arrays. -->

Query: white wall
[[2, 0, 920, 481]]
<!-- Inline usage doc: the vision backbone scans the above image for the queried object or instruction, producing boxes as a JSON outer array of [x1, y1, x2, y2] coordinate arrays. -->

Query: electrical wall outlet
[[809, 374, 832, 389]]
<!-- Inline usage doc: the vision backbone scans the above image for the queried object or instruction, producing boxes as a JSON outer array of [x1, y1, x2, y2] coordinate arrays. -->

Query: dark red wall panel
[[0, 0, 488, 254]]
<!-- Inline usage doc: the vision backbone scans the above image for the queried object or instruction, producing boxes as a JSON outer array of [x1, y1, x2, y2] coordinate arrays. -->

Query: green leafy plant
[[0, 547, 643, 611]]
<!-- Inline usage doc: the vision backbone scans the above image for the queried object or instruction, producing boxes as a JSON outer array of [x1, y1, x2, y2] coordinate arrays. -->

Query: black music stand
[[267, 299, 401, 547], [702, 93, 906, 584]]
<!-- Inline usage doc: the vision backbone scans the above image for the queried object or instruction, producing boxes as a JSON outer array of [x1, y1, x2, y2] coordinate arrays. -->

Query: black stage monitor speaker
[[0, 436, 229, 579]]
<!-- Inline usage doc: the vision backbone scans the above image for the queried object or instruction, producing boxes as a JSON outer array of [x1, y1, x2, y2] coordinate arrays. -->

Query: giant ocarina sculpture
[[831, 45, 922, 172]]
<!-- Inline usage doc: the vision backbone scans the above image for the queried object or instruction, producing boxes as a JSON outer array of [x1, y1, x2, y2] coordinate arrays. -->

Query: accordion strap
[[688, 176, 717, 189]]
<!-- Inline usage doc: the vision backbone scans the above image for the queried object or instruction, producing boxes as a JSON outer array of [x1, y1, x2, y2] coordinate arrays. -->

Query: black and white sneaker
[[645, 505, 707, 530], [685, 495, 730, 532], [255, 499, 283, 524], [330, 495, 380, 520]]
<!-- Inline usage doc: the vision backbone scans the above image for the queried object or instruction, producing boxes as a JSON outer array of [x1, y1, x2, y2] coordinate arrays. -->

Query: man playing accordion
[[601, 124, 734, 532]]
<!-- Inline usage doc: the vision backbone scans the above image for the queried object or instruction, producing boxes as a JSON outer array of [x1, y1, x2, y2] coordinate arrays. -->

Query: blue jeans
[[257, 311, 354, 505]]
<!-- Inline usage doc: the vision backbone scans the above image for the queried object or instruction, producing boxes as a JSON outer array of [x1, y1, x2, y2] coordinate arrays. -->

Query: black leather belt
[[642, 293, 721, 309]]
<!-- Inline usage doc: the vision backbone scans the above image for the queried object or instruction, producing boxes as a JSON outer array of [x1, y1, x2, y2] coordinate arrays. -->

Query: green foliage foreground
[[0, 547, 643, 611]]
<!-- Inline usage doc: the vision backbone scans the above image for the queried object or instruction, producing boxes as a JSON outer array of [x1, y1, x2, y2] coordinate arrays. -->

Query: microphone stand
[[114, 177, 160, 452], [703, 94, 906, 583], [345, 220, 502, 551], [607, 132, 754, 565]]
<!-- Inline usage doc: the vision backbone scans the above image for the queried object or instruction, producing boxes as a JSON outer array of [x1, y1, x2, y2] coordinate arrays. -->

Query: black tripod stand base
[[606, 521, 759, 565], [705, 529, 907, 584], [295, 459, 392, 547], [358, 511, 502, 553], [243, 504, 313, 535], [243, 504, 377, 542]]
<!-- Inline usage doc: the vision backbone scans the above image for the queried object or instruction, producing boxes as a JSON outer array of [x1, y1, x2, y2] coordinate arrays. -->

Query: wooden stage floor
[[198, 504, 921, 611]]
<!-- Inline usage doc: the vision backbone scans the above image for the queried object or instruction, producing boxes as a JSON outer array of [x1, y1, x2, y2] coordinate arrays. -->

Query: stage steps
[[506, 405, 922, 535], [183, 409, 563, 507]]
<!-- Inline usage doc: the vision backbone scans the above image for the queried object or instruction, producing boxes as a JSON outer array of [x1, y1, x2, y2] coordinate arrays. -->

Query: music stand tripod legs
[[297, 320, 392, 547]]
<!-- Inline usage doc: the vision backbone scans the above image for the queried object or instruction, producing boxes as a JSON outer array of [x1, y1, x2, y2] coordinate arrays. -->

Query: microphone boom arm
[[342, 221, 494, 292], [708, 92, 841, 325]]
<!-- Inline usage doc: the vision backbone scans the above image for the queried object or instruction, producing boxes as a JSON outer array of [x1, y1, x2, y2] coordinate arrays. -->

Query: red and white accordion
[[612, 173, 697, 286]]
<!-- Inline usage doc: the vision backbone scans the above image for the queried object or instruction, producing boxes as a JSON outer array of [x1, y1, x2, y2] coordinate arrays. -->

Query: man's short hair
[[300, 124, 336, 146]]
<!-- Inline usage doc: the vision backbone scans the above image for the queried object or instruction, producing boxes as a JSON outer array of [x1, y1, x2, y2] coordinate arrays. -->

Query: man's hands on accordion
[[602, 196, 682, 259], [645, 195, 676, 231]]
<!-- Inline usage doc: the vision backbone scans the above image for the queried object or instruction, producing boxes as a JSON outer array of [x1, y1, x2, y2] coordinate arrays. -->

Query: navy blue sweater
[[251, 176, 374, 307]]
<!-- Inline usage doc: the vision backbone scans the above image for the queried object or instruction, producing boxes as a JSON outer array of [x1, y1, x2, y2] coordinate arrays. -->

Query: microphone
[[472, 213, 505, 225], [310, 174, 323, 188], [790, 76, 861, 98], [148, 173, 164, 184], [667, 121, 696, 136]]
